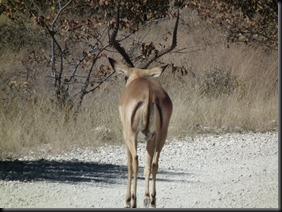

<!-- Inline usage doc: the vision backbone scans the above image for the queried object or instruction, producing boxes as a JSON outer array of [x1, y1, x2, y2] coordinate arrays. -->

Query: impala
[[109, 57, 173, 208]]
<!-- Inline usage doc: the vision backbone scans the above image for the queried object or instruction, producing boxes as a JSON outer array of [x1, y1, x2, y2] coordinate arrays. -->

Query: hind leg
[[124, 131, 138, 208], [150, 151, 159, 207], [125, 148, 132, 208], [151, 132, 167, 207], [144, 136, 155, 207]]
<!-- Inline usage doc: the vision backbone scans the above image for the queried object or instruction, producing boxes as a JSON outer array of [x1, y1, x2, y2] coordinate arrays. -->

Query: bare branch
[[139, 9, 179, 69], [109, 4, 134, 67], [29, 0, 44, 17], [51, 0, 72, 26], [74, 42, 112, 114], [71, 52, 87, 80], [85, 70, 116, 94]]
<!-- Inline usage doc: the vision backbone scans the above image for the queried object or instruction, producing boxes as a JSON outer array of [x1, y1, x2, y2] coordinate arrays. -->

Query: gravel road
[[0, 131, 278, 208]]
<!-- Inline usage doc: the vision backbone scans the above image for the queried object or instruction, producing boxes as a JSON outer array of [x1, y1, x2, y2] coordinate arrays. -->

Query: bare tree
[[29, 0, 73, 108], [9, 1, 179, 119]]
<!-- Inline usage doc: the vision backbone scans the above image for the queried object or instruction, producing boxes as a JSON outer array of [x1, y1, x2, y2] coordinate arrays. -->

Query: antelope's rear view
[[109, 57, 173, 208]]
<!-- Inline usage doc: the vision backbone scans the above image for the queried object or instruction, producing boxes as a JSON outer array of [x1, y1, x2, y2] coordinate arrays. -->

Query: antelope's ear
[[145, 64, 168, 78], [108, 57, 131, 75]]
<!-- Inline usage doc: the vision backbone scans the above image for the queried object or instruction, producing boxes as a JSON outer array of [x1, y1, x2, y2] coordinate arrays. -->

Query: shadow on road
[[0, 159, 127, 184], [0, 159, 191, 184]]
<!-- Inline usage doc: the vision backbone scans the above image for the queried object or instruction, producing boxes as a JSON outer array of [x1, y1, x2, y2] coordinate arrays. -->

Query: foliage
[[0, 0, 170, 30], [1, 0, 277, 48], [178, 0, 278, 48]]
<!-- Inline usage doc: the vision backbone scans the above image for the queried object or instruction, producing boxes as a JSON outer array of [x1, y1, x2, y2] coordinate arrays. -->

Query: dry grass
[[0, 9, 278, 160], [0, 90, 122, 159], [164, 45, 278, 138], [0, 44, 277, 160]]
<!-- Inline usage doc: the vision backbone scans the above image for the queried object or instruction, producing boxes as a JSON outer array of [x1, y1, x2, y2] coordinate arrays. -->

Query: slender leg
[[125, 133, 138, 208], [151, 150, 159, 207], [144, 137, 155, 207], [131, 153, 138, 208], [151, 132, 167, 208], [125, 148, 132, 208]]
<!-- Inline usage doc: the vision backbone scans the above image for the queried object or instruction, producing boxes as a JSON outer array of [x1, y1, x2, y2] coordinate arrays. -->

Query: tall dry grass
[[0, 44, 277, 160], [0, 89, 122, 159], [165, 45, 278, 138]]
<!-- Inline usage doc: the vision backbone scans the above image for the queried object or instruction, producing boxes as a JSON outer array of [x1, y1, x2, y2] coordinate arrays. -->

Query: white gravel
[[0, 131, 278, 208]]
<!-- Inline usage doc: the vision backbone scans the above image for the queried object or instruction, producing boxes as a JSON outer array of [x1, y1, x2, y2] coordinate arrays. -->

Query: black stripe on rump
[[156, 103, 163, 129], [131, 101, 143, 128]]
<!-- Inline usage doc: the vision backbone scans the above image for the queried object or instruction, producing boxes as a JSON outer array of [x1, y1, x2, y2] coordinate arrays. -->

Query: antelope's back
[[119, 77, 172, 131]]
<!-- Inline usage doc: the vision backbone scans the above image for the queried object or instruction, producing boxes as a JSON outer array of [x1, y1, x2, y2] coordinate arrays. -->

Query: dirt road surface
[[0, 131, 279, 208]]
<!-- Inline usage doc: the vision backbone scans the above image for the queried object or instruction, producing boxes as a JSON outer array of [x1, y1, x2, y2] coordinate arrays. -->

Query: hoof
[[131, 194, 137, 208], [144, 197, 150, 208], [125, 203, 130, 208], [151, 195, 156, 208], [151, 203, 156, 208], [131, 203, 137, 208], [125, 199, 131, 208]]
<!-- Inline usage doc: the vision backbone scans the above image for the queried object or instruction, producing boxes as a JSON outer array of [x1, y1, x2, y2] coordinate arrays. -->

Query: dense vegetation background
[[0, 0, 278, 159]]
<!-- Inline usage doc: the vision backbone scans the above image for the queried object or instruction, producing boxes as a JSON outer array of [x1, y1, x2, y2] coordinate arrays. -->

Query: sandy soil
[[0, 131, 279, 208]]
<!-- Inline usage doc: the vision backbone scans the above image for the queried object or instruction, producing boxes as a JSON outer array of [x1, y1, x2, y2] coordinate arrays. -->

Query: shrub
[[200, 68, 238, 98]]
